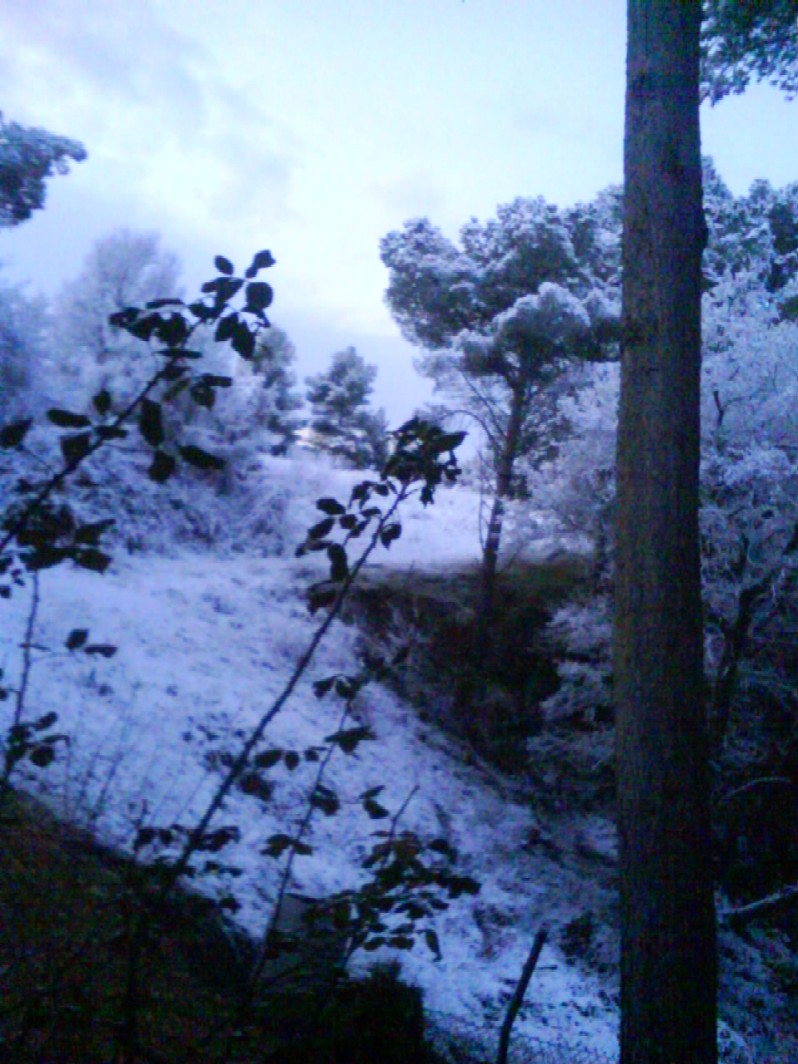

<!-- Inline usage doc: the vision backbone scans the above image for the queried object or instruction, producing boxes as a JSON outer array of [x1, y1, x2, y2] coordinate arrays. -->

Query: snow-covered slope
[[0, 454, 776, 1063]]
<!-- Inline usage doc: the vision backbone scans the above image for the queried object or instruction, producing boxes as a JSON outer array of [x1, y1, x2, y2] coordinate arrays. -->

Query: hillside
[[1, 452, 794, 1062]]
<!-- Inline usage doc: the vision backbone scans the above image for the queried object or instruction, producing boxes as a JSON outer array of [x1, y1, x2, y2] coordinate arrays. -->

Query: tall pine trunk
[[615, 3, 717, 1061]]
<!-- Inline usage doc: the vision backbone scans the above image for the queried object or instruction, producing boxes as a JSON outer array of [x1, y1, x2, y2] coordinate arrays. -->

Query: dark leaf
[[263, 833, 311, 858], [29, 744, 56, 768], [334, 677, 356, 698], [311, 785, 340, 816], [316, 497, 346, 516], [263, 834, 292, 858], [157, 313, 189, 348], [380, 523, 402, 548], [208, 277, 244, 304], [149, 450, 177, 483], [135, 827, 158, 850], [188, 300, 216, 322], [190, 382, 215, 410], [139, 399, 164, 448], [60, 432, 92, 466], [363, 798, 390, 820], [231, 321, 256, 360], [33, 711, 58, 731], [434, 431, 467, 453], [200, 373, 233, 389], [24, 545, 70, 571], [74, 548, 112, 574], [362, 937, 386, 952], [161, 362, 189, 382], [283, 751, 300, 771], [214, 255, 235, 276], [146, 297, 184, 310], [163, 347, 203, 360], [245, 250, 276, 278], [179, 445, 225, 471], [253, 748, 283, 770], [66, 628, 89, 651], [95, 425, 127, 441], [327, 543, 348, 582], [124, 312, 162, 342], [313, 676, 336, 698], [0, 419, 33, 448], [244, 281, 273, 313], [326, 726, 375, 755], [359, 785, 385, 801], [47, 408, 91, 429], [84, 644, 117, 658], [197, 825, 240, 853], [215, 313, 237, 342], [308, 585, 338, 613], [308, 517, 335, 541], [92, 390, 112, 416], [75, 519, 115, 546]]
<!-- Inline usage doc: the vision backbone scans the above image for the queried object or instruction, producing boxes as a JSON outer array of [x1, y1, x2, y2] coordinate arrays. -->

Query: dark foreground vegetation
[[0, 790, 441, 1063]]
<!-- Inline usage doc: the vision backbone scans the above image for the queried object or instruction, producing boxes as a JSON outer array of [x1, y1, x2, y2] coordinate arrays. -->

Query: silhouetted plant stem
[[496, 927, 547, 1064]]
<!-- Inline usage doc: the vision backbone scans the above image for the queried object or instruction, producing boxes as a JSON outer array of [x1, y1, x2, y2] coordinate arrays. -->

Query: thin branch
[[1, 571, 41, 799], [721, 883, 798, 929], [157, 486, 412, 896], [715, 776, 794, 807], [247, 699, 353, 997], [496, 928, 548, 1064]]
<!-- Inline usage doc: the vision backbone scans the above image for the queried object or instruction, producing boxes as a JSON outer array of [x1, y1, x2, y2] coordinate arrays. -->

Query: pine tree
[[616, 3, 717, 1060], [305, 347, 388, 470]]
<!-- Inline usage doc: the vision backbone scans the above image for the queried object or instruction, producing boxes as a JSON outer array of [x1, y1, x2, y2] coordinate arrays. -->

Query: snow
[[0, 452, 774, 1063]]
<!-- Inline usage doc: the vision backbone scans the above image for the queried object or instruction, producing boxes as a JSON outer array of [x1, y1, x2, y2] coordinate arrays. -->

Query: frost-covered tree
[[243, 327, 304, 454], [703, 158, 798, 307], [702, 0, 798, 103], [0, 113, 86, 227], [537, 168, 798, 730], [381, 194, 620, 657], [0, 278, 50, 423], [55, 229, 182, 403], [305, 347, 388, 470]]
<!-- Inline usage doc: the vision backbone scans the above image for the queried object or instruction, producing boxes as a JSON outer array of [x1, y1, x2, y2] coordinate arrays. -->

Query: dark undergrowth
[[348, 554, 592, 770], [0, 790, 445, 1063]]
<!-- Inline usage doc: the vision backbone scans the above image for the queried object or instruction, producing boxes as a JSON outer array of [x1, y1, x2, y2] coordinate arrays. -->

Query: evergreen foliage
[[306, 346, 389, 470], [0, 113, 86, 227], [702, 0, 798, 102]]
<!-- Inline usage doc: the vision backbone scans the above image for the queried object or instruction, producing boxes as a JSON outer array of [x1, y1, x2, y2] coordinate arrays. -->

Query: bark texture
[[615, 3, 717, 1061]]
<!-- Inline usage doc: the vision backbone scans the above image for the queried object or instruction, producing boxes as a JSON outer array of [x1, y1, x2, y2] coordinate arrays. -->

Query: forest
[[2, 4, 798, 1063]]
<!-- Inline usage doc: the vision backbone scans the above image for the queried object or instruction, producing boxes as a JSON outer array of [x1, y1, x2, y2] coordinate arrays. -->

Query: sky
[[2, 0, 798, 423]]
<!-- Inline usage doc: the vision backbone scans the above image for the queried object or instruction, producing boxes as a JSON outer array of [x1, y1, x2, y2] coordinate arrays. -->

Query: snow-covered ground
[[0, 454, 776, 1063]]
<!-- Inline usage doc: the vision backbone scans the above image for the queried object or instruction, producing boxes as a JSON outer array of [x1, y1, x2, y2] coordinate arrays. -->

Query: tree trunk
[[615, 3, 717, 1062], [474, 380, 526, 663]]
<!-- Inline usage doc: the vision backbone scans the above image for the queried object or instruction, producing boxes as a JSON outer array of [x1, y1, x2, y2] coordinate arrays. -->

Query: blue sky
[[2, 0, 798, 422]]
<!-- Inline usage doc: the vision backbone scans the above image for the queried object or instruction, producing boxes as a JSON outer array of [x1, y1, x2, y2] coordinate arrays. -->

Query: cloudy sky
[[2, 0, 798, 422]]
